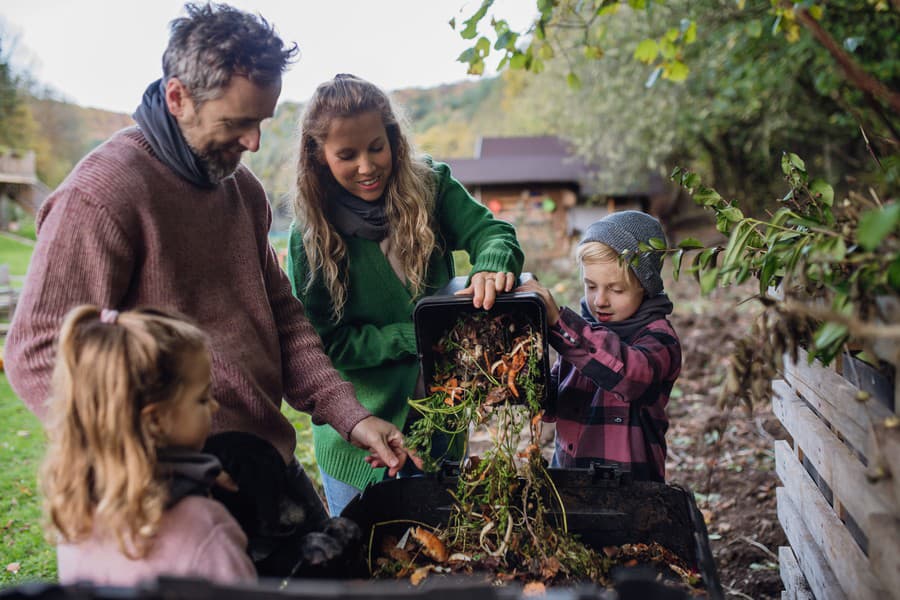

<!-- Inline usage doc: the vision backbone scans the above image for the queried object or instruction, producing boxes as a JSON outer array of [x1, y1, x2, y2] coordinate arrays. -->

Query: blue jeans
[[319, 469, 363, 517]]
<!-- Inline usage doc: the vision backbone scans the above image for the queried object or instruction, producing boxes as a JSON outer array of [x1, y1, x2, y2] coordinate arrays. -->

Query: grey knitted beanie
[[579, 210, 666, 296]]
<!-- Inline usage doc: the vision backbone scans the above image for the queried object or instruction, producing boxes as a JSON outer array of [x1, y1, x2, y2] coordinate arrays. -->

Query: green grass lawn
[[0, 373, 56, 586], [0, 235, 34, 279]]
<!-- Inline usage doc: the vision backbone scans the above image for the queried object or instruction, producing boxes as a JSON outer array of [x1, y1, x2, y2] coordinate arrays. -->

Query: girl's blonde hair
[[40, 305, 209, 558], [293, 73, 437, 319], [577, 241, 643, 291]]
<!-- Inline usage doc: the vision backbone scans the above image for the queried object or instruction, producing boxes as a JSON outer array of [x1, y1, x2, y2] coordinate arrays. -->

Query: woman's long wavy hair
[[40, 305, 209, 558], [294, 73, 437, 320]]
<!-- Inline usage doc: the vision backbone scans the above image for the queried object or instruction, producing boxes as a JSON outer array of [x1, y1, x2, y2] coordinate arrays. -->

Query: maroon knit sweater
[[5, 127, 370, 463]]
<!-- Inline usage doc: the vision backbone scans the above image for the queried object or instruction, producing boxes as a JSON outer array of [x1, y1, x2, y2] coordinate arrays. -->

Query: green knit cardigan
[[286, 159, 524, 490]]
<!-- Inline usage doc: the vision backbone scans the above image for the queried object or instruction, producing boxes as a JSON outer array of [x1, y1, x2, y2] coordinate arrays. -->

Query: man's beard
[[179, 119, 243, 185], [195, 147, 242, 185]]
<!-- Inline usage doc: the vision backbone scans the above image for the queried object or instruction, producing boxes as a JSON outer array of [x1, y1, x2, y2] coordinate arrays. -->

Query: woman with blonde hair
[[41, 305, 256, 585], [287, 74, 524, 516]]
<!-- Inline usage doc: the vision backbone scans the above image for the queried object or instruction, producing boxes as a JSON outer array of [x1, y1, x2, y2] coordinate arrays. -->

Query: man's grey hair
[[162, 2, 299, 107]]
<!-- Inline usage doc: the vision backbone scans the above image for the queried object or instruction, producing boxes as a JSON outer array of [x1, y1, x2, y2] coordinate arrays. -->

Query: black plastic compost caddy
[[0, 276, 722, 600]]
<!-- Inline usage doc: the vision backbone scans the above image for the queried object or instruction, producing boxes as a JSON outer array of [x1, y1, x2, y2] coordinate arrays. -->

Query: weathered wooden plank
[[776, 440, 886, 599], [775, 484, 846, 600], [779, 546, 814, 600], [773, 380, 896, 542], [868, 513, 900, 599], [782, 349, 892, 459], [868, 422, 900, 516]]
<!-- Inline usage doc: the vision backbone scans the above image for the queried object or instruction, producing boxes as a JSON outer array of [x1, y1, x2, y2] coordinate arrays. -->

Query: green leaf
[[829, 237, 847, 261], [494, 30, 518, 51], [539, 42, 555, 59], [634, 39, 659, 64], [666, 60, 689, 82], [673, 249, 684, 281], [693, 186, 722, 206], [509, 52, 528, 69], [665, 28, 680, 42], [735, 260, 751, 284], [759, 252, 779, 294], [781, 151, 806, 175], [769, 207, 795, 230], [638, 241, 653, 252], [809, 179, 834, 207], [648, 237, 667, 250], [566, 72, 582, 90], [721, 220, 754, 274], [683, 20, 697, 44], [888, 256, 900, 291], [698, 247, 718, 269], [813, 321, 849, 356], [461, 1, 490, 40], [584, 45, 604, 59], [659, 37, 677, 60], [716, 213, 730, 234], [677, 237, 704, 250], [475, 36, 491, 57], [720, 205, 744, 223], [683, 172, 701, 190], [857, 203, 900, 251], [457, 48, 477, 63], [700, 268, 719, 294], [809, 4, 823, 19]]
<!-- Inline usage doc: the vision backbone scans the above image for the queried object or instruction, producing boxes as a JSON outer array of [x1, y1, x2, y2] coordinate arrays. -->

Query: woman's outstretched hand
[[454, 271, 516, 310], [349, 415, 424, 477]]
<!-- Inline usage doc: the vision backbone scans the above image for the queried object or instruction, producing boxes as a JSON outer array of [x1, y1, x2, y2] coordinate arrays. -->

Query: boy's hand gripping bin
[[412, 273, 556, 411]]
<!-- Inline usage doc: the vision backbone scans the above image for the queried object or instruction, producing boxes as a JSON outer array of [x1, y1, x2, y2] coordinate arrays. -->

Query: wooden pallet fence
[[774, 348, 899, 600]]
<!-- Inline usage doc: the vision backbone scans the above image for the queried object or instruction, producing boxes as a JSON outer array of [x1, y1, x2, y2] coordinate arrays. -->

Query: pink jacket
[[57, 496, 256, 585]]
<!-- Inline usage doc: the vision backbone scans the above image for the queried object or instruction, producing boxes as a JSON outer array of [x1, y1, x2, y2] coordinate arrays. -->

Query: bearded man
[[6, 2, 413, 522]]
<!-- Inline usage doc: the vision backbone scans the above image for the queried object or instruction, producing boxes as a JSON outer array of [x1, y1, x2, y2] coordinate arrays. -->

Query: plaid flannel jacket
[[543, 306, 682, 481]]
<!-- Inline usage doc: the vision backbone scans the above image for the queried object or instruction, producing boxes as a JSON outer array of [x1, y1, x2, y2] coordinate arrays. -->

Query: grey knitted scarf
[[157, 448, 222, 507], [327, 188, 390, 242]]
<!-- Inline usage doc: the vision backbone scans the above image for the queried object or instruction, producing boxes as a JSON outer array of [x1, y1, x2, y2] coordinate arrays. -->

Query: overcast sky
[[1, 0, 537, 114]]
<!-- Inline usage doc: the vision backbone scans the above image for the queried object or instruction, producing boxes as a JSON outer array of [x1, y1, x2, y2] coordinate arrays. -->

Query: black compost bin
[[341, 464, 724, 600], [413, 274, 556, 409]]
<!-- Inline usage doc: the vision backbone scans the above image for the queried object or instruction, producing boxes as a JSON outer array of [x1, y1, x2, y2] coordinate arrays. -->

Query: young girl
[[40, 305, 256, 585], [287, 73, 524, 516], [518, 210, 682, 482]]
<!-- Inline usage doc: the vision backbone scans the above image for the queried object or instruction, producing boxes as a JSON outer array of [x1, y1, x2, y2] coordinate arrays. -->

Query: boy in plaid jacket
[[518, 211, 681, 481]]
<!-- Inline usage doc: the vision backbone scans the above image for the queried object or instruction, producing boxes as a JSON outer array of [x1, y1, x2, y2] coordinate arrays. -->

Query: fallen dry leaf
[[523, 581, 546, 596], [410, 565, 433, 586], [6, 562, 20, 574], [411, 526, 449, 563]]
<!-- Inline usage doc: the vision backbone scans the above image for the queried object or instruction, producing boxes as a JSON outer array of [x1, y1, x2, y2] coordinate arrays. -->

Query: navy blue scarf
[[580, 293, 674, 341], [132, 79, 215, 189]]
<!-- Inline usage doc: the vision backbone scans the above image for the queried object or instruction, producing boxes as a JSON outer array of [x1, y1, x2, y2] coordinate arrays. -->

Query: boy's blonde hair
[[577, 241, 643, 291], [293, 73, 437, 320], [40, 305, 209, 558]]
